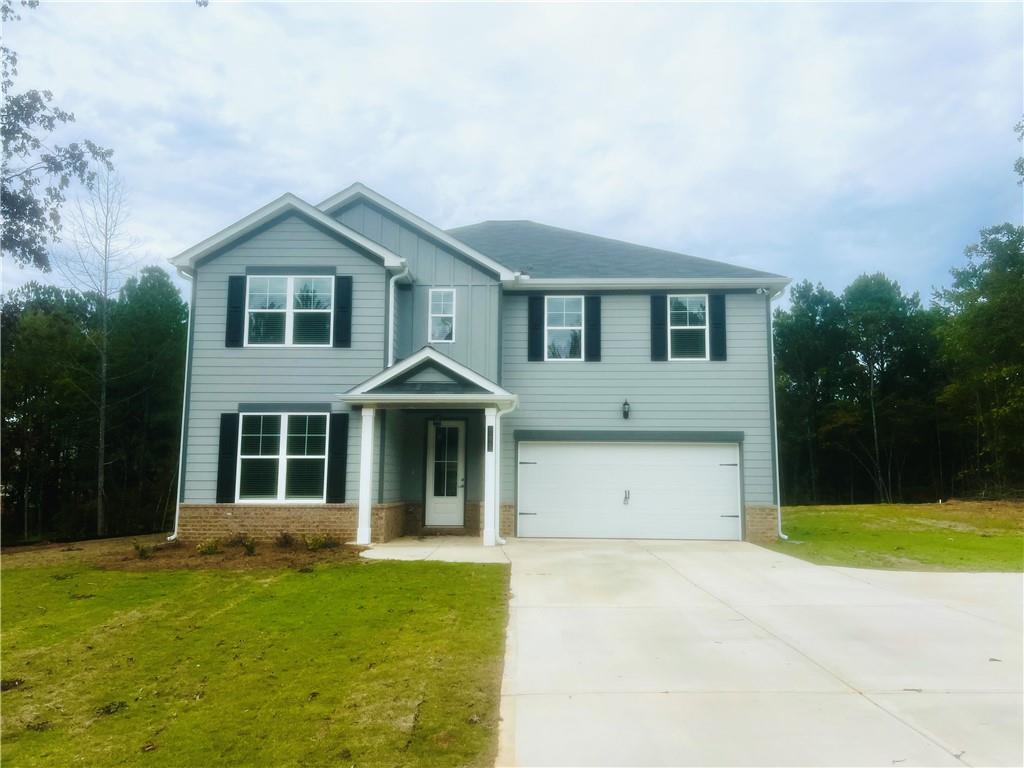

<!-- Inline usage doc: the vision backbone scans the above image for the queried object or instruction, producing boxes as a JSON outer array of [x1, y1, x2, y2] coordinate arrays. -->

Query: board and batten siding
[[333, 201, 500, 380], [183, 215, 387, 504], [499, 292, 775, 507]]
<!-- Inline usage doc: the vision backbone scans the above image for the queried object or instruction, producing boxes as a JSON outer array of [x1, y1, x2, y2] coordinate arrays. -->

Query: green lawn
[[1, 557, 509, 767], [768, 501, 1024, 571]]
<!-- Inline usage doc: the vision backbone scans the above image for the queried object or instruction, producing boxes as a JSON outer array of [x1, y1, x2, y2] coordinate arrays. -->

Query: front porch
[[343, 346, 518, 546]]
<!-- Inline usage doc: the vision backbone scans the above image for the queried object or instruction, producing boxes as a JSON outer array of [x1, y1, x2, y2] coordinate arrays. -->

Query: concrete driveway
[[495, 539, 1023, 767]]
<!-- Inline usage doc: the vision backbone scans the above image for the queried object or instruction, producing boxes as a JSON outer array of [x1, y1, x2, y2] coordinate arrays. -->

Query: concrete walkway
[[363, 537, 1023, 767]]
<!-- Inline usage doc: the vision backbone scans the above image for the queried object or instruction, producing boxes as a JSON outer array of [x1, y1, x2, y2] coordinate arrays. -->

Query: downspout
[[766, 289, 788, 540], [493, 400, 517, 545], [387, 265, 410, 367], [168, 267, 194, 542]]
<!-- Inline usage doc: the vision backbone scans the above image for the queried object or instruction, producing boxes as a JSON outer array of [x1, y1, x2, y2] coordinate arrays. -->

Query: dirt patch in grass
[[2, 534, 365, 571]]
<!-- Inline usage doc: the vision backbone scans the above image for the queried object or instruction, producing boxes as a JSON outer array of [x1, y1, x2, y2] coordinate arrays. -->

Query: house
[[168, 183, 790, 546]]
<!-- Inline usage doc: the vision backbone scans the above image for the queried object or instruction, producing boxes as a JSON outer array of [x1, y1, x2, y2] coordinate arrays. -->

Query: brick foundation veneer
[[178, 504, 358, 543], [743, 505, 779, 543]]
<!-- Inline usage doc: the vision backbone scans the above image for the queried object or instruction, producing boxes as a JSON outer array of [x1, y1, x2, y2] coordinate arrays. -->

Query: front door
[[425, 420, 466, 526]]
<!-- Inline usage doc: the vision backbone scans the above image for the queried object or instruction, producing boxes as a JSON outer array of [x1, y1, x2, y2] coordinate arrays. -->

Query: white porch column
[[356, 406, 376, 545], [482, 406, 497, 546]]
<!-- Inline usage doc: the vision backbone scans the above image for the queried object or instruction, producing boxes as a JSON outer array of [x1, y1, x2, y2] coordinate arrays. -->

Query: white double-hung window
[[245, 276, 333, 346], [237, 413, 329, 502], [429, 288, 455, 343], [668, 294, 709, 360], [545, 295, 584, 360]]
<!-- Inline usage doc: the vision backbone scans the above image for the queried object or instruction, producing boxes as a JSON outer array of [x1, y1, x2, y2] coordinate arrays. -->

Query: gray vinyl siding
[[183, 215, 386, 503], [334, 201, 500, 379], [376, 411, 404, 503], [499, 292, 775, 506]]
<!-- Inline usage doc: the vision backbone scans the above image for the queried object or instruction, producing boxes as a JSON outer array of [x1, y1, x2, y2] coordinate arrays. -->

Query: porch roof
[[338, 347, 518, 408]]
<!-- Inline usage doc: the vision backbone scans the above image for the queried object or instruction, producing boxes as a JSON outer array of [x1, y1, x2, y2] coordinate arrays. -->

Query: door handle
[[623, 489, 630, 505], [459, 478, 465, 489]]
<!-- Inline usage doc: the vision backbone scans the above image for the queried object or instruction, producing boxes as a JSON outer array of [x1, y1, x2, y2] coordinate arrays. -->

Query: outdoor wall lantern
[[622, 399, 631, 420]]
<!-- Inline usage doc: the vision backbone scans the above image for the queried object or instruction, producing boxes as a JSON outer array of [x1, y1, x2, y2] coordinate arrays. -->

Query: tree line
[[1, 269, 187, 540], [774, 224, 1023, 505]]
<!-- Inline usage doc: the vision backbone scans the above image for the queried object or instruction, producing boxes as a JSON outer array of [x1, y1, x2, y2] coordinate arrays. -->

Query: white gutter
[[168, 267, 194, 542], [765, 289, 788, 541], [493, 400, 518, 545], [387, 265, 410, 367], [504, 276, 790, 292]]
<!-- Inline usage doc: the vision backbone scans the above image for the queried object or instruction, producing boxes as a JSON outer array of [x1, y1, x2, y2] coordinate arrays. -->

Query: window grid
[[428, 288, 456, 343], [544, 295, 585, 361], [245, 276, 334, 347], [237, 413, 329, 502], [667, 294, 710, 361]]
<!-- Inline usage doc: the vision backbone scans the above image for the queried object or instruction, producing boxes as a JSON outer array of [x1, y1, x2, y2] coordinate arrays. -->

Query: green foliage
[[132, 542, 153, 560], [227, 533, 257, 556], [1, 268, 186, 541], [274, 531, 296, 549], [195, 539, 220, 556], [1, 561, 509, 766], [1, 0, 113, 269], [303, 533, 339, 551], [935, 224, 1024, 492], [776, 228, 1022, 505]]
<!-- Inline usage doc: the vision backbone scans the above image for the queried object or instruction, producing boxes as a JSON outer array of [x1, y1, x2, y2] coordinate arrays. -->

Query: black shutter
[[527, 296, 544, 361], [650, 295, 667, 361], [709, 293, 727, 361], [326, 413, 349, 502], [225, 276, 245, 347], [584, 295, 601, 362], [216, 413, 239, 503], [333, 276, 353, 348]]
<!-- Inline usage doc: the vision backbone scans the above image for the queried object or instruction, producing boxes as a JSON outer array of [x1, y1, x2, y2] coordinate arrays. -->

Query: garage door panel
[[518, 442, 741, 540]]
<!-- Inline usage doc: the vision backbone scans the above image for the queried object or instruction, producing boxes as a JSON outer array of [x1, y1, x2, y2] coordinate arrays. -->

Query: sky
[[2, 1, 1021, 305]]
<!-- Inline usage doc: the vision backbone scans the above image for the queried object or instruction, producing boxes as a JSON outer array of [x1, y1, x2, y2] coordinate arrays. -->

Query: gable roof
[[316, 182, 518, 281], [447, 220, 787, 284], [340, 346, 517, 406], [169, 193, 405, 275]]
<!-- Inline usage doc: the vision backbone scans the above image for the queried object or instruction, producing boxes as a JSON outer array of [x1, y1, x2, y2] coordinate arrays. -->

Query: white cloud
[[4, 1, 1020, 302]]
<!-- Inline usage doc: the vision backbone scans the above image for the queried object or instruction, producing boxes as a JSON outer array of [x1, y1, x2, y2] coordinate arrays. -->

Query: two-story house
[[169, 183, 790, 547]]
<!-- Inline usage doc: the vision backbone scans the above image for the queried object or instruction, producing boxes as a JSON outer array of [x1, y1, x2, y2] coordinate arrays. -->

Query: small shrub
[[132, 541, 154, 560], [303, 534, 339, 551], [274, 531, 296, 549], [195, 539, 220, 556], [241, 536, 256, 556]]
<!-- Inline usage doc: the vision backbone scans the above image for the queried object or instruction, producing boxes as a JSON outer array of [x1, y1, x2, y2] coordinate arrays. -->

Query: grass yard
[[768, 500, 1024, 571], [0, 539, 510, 767]]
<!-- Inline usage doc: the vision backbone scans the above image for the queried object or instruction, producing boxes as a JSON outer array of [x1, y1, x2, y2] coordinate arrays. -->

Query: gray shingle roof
[[447, 220, 784, 280]]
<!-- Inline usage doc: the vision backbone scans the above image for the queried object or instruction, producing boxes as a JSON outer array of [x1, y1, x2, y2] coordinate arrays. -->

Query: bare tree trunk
[[97, 291, 108, 537], [867, 366, 889, 502]]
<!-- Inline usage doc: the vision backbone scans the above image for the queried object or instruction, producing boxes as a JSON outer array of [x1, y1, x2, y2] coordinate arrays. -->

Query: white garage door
[[517, 442, 742, 540]]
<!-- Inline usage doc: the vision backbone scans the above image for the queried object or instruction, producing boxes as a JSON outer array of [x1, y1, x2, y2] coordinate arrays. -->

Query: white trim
[[543, 295, 585, 362], [357, 407, 375, 545], [667, 293, 710, 362], [344, 346, 514, 398], [428, 288, 456, 343], [235, 413, 330, 503], [243, 275, 334, 348], [316, 183, 517, 280], [504, 277, 790, 295], [425, 420, 466, 526], [169, 193, 405, 274], [342, 393, 518, 406]]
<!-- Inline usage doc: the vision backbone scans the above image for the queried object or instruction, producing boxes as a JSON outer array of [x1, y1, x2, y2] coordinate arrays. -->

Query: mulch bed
[[2, 534, 366, 571]]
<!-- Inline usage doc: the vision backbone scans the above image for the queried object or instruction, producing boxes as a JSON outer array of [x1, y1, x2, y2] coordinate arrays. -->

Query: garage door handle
[[623, 490, 630, 505], [720, 514, 740, 518]]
